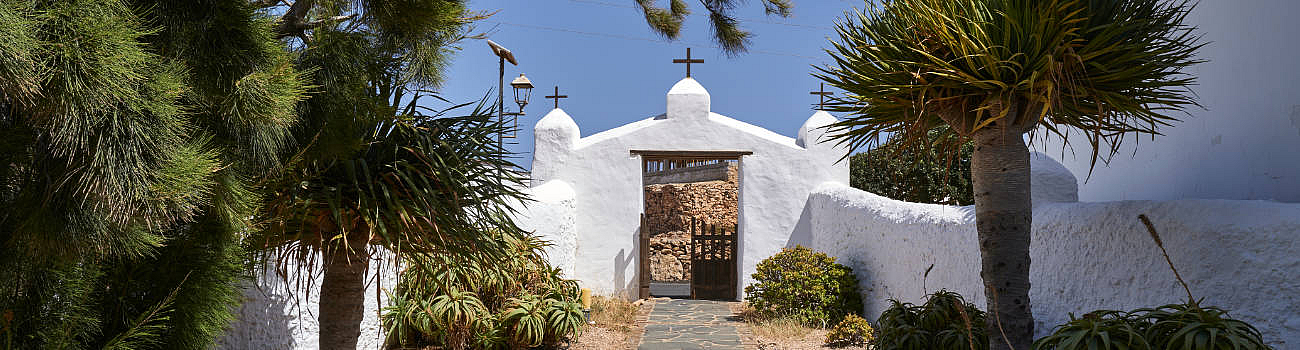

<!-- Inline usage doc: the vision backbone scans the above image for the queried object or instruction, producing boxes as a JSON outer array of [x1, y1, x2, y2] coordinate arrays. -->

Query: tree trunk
[[971, 123, 1034, 350], [319, 232, 370, 350]]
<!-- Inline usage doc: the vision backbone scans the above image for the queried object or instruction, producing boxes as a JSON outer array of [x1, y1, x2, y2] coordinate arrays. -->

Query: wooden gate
[[688, 217, 737, 300], [633, 150, 749, 301]]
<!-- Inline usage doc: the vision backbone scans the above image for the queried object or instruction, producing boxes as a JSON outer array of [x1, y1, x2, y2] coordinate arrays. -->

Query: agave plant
[[919, 291, 986, 348], [468, 316, 506, 350], [1034, 310, 1151, 350]]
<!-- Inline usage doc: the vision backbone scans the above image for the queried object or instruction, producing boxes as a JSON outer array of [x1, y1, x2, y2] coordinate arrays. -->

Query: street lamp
[[511, 73, 534, 111], [508, 73, 534, 138]]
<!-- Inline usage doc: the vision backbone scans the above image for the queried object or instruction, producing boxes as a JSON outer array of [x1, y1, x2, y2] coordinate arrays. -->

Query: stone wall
[[644, 164, 738, 281], [644, 164, 737, 233], [644, 161, 733, 185]]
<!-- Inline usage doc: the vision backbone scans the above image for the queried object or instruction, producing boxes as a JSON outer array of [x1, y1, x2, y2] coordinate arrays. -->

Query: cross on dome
[[672, 48, 705, 77], [810, 83, 833, 110], [545, 86, 568, 109]]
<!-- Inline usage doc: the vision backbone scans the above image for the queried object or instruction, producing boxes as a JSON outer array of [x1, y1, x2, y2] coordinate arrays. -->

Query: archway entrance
[[634, 150, 748, 300]]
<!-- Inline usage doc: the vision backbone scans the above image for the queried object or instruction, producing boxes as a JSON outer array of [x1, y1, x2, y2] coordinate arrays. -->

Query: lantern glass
[[510, 73, 534, 109]]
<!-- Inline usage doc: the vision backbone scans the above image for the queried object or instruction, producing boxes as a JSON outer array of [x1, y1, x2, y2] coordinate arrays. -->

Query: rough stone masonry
[[644, 163, 738, 281]]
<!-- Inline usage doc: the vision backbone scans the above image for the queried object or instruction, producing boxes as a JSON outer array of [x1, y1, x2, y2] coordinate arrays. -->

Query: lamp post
[[487, 40, 517, 164]]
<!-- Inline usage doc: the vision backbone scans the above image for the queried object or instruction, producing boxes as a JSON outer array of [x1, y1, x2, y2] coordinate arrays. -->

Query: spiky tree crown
[[816, 0, 1203, 170]]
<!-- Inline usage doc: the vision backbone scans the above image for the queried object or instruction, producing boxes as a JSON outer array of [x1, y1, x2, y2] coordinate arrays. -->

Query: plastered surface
[[217, 183, 579, 349], [530, 77, 850, 299], [807, 154, 1300, 346]]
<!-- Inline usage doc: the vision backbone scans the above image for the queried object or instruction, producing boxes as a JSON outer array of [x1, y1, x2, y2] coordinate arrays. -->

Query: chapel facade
[[528, 77, 849, 299]]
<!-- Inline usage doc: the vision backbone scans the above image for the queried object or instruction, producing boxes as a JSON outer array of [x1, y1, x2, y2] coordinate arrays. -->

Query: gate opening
[[634, 150, 747, 300]]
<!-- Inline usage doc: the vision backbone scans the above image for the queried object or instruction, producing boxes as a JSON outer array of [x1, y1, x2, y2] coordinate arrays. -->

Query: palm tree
[[815, 0, 1202, 348], [254, 1, 529, 349], [634, 0, 794, 55]]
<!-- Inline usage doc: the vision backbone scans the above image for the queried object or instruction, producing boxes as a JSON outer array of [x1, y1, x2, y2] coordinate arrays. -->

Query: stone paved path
[[638, 299, 745, 350]]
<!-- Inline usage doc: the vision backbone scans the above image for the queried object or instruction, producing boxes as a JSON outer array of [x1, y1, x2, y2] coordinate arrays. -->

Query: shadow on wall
[[217, 270, 301, 349], [786, 203, 813, 248], [615, 226, 641, 298]]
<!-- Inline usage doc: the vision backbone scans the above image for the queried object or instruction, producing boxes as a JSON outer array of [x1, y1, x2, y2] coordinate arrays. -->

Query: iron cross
[[810, 83, 833, 110], [544, 86, 568, 109], [672, 47, 705, 77]]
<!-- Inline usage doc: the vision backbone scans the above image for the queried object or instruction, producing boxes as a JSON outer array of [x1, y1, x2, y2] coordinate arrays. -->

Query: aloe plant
[[546, 300, 587, 342], [1034, 310, 1151, 350], [500, 295, 551, 347], [876, 291, 988, 350], [1140, 303, 1271, 350], [380, 231, 585, 349]]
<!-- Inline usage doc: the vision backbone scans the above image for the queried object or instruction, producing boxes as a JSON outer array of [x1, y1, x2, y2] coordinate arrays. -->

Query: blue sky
[[433, 0, 866, 169]]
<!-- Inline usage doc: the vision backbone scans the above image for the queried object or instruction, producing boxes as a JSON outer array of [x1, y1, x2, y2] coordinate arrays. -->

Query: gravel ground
[[566, 297, 653, 350], [731, 303, 871, 350]]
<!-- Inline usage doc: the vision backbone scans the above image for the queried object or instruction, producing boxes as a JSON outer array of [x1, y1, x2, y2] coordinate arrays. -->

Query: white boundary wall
[[217, 184, 578, 349], [807, 153, 1300, 346]]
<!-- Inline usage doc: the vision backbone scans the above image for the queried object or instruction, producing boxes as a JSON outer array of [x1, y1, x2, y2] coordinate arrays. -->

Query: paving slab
[[638, 299, 744, 350]]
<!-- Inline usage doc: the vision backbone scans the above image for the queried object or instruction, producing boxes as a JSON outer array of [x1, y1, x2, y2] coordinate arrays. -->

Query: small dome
[[797, 110, 838, 148], [666, 77, 711, 120], [536, 108, 579, 133]]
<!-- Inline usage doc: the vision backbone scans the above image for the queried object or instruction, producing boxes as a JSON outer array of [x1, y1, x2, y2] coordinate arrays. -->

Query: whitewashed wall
[[218, 184, 580, 350], [217, 250, 398, 350], [530, 77, 849, 299], [1035, 0, 1300, 203], [510, 180, 579, 277], [807, 153, 1300, 346]]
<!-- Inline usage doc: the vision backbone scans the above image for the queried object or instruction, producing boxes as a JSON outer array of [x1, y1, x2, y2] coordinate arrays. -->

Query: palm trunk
[[319, 232, 369, 350], [971, 124, 1034, 350]]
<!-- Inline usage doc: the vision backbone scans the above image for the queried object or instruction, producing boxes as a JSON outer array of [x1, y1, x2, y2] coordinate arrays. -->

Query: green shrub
[[849, 127, 974, 206], [875, 290, 987, 350], [1033, 303, 1272, 350], [825, 314, 875, 347], [743, 246, 863, 327]]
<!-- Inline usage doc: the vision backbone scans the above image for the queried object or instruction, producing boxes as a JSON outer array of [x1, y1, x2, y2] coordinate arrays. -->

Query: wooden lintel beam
[[629, 150, 752, 160]]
